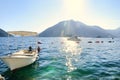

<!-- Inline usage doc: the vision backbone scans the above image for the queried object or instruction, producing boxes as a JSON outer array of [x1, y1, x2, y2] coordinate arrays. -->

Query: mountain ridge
[[107, 27, 120, 37], [39, 20, 114, 37], [0, 28, 13, 37], [8, 31, 37, 36]]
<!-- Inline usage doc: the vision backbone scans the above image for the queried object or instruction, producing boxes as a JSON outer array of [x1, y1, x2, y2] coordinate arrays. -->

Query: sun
[[62, 0, 86, 19]]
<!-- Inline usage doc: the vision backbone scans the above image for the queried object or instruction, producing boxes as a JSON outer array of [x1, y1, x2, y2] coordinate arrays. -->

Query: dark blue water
[[0, 37, 120, 80]]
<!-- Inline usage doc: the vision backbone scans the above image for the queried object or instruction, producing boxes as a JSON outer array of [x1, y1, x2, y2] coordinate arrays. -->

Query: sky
[[0, 0, 120, 33]]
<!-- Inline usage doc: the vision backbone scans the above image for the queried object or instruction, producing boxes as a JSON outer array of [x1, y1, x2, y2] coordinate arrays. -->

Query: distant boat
[[95, 41, 100, 43], [0, 49, 38, 70], [88, 41, 92, 43], [68, 36, 81, 41], [37, 41, 42, 44]]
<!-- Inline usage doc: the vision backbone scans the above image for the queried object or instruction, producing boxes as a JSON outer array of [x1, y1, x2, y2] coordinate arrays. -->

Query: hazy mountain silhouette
[[39, 20, 113, 37], [107, 27, 120, 37], [0, 28, 12, 37]]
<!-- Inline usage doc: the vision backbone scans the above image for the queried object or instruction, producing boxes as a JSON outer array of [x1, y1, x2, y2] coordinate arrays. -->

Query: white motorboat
[[0, 50, 38, 70], [68, 36, 81, 41]]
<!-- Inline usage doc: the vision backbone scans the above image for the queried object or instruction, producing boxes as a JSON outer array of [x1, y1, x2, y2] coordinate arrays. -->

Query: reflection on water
[[59, 38, 82, 76], [62, 40, 81, 72]]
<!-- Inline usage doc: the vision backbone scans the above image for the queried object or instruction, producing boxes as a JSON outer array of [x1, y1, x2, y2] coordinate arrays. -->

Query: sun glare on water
[[60, 38, 81, 72]]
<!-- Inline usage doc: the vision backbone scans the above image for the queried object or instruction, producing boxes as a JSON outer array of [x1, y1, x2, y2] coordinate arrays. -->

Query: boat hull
[[0, 50, 38, 70]]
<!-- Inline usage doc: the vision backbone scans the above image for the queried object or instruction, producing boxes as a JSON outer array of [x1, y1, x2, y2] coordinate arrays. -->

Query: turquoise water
[[0, 37, 120, 80]]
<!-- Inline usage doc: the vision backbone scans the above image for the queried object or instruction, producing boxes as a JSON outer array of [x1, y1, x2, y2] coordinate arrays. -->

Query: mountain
[[0, 28, 12, 37], [8, 31, 37, 36], [39, 20, 113, 37], [107, 27, 120, 37]]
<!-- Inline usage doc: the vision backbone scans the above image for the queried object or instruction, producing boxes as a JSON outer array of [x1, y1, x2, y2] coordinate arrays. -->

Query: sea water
[[0, 37, 120, 80]]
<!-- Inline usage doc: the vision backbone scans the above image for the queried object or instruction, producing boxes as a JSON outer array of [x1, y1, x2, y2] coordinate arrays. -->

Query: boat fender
[[36, 56, 39, 60], [0, 75, 5, 80]]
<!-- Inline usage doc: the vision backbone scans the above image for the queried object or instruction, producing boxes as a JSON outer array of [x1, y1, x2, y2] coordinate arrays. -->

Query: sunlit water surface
[[0, 37, 120, 80]]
